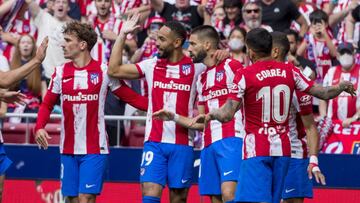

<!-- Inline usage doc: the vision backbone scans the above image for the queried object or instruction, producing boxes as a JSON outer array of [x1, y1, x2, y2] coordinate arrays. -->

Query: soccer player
[[271, 31, 326, 203], [153, 25, 244, 203], [34, 21, 147, 203], [108, 15, 228, 203], [193, 28, 356, 203]]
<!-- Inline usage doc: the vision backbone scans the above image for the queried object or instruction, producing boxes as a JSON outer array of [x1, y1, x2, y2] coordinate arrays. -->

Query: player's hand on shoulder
[[35, 129, 52, 150], [212, 50, 230, 65]]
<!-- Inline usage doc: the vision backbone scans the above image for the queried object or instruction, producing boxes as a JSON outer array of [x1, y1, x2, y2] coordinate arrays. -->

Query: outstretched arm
[[0, 37, 48, 88], [0, 0, 16, 17], [25, 0, 41, 19], [153, 105, 205, 130], [307, 81, 356, 100], [108, 15, 141, 79]]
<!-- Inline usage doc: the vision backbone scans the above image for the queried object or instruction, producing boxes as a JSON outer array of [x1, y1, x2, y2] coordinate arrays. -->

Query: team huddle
[[31, 14, 356, 203]]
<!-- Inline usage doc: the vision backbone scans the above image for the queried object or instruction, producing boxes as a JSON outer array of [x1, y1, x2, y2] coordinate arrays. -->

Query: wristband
[[173, 113, 180, 122], [310, 155, 319, 165]]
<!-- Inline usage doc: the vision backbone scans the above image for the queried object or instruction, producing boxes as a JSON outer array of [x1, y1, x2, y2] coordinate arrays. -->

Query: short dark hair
[[190, 25, 220, 48], [283, 29, 299, 42], [245, 28, 272, 57], [271, 31, 290, 58], [164, 21, 187, 45], [63, 21, 97, 51], [310, 9, 328, 24]]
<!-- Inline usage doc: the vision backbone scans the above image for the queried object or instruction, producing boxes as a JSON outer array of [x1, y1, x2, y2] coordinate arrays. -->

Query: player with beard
[[152, 25, 244, 203], [192, 28, 355, 203], [271, 31, 326, 203], [108, 15, 228, 203]]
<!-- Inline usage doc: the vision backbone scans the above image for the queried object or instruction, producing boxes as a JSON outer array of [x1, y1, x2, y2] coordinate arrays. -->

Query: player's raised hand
[[153, 109, 175, 121], [0, 90, 26, 105], [308, 163, 326, 185], [339, 80, 357, 96], [120, 14, 141, 35], [35, 129, 52, 150], [34, 37, 48, 63]]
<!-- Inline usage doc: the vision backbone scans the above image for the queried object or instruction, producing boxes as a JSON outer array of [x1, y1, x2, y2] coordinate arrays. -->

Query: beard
[[247, 19, 261, 30], [191, 49, 207, 63], [158, 47, 172, 59]]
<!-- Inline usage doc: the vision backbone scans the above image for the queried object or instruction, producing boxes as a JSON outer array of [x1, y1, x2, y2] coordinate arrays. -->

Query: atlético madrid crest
[[90, 73, 99, 85], [216, 71, 224, 82], [182, 64, 191, 75]]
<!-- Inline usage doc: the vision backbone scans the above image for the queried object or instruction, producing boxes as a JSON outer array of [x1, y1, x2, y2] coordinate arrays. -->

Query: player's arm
[[0, 37, 48, 88], [108, 15, 141, 79], [301, 113, 326, 185], [296, 15, 309, 38], [342, 108, 360, 128], [34, 91, 60, 150], [153, 105, 205, 130], [112, 80, 148, 111], [307, 81, 356, 100]]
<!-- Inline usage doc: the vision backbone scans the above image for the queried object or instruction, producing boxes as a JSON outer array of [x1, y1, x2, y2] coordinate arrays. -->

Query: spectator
[[346, 4, 360, 46], [88, 0, 124, 63], [240, 0, 272, 32], [329, 0, 358, 42], [228, 27, 249, 66], [221, 0, 242, 38], [211, 5, 226, 36], [284, 29, 317, 76], [26, 0, 73, 83], [297, 9, 337, 83], [320, 42, 360, 128], [303, 0, 333, 15], [8, 34, 47, 123], [261, 0, 308, 37], [150, 0, 205, 33]]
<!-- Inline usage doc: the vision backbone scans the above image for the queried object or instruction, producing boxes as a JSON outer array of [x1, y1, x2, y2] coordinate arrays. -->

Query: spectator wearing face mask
[[319, 43, 360, 127], [228, 27, 249, 66]]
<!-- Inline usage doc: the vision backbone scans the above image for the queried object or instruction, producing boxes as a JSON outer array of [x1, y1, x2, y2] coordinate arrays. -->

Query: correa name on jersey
[[256, 68, 287, 81]]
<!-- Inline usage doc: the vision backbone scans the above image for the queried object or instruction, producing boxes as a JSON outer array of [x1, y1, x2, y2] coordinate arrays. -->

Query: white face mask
[[228, 38, 244, 51], [338, 54, 354, 69]]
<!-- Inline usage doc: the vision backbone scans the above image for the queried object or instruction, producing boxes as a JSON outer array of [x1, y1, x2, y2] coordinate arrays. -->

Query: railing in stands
[[3, 113, 147, 146]]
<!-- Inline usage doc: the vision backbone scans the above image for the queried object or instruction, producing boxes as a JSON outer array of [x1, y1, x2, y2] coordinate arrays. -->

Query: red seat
[[2, 123, 34, 144]]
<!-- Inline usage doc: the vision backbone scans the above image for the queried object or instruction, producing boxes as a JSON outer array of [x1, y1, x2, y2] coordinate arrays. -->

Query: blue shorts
[[282, 158, 313, 199], [199, 137, 243, 195], [140, 141, 194, 188], [235, 156, 290, 203], [61, 154, 108, 197], [0, 144, 12, 175]]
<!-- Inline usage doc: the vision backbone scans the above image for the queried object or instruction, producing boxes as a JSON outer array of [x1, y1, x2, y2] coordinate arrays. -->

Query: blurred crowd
[[0, 0, 360, 146]]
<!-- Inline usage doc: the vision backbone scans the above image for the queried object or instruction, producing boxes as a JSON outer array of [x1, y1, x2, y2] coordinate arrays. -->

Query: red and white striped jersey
[[288, 90, 313, 159], [333, 0, 351, 42], [290, 3, 316, 32], [305, 0, 330, 10], [229, 60, 314, 159], [303, 31, 337, 82], [89, 15, 123, 63], [196, 58, 245, 148], [136, 56, 206, 146], [118, 0, 149, 15], [35, 59, 148, 154], [323, 65, 360, 120]]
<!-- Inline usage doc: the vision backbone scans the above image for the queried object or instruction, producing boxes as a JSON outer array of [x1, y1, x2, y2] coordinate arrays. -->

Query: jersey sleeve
[[296, 91, 313, 116], [135, 58, 156, 78], [110, 78, 148, 111], [229, 69, 245, 102], [292, 65, 314, 92]]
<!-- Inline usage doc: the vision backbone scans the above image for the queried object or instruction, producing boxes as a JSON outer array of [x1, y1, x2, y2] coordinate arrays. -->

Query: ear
[[173, 38, 183, 48], [271, 47, 279, 59], [204, 41, 212, 51], [80, 41, 87, 51]]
